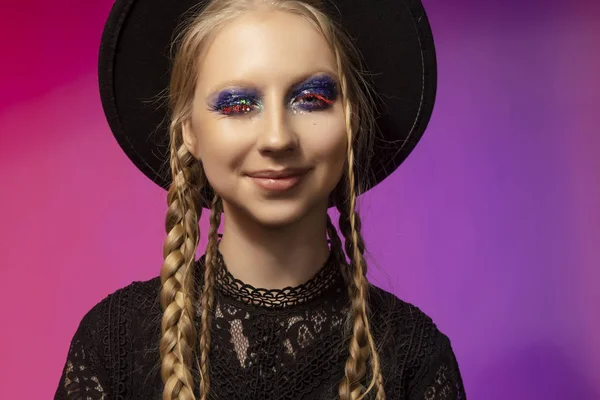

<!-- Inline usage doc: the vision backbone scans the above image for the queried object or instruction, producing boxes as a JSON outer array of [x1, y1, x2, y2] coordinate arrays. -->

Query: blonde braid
[[160, 143, 203, 400], [336, 187, 385, 400], [197, 194, 222, 400], [335, 60, 386, 400]]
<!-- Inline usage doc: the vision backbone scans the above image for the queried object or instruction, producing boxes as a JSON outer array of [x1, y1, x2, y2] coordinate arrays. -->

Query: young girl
[[55, 0, 466, 399]]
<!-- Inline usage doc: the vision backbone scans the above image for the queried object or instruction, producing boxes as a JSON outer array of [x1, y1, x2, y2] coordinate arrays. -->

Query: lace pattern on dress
[[62, 341, 107, 400], [56, 258, 467, 400], [406, 311, 467, 400]]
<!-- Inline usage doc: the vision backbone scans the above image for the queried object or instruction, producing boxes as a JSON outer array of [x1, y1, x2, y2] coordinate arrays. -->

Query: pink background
[[1, 0, 599, 398]]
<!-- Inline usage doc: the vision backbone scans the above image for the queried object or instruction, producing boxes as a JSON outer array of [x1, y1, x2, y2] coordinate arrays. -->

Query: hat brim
[[98, 0, 437, 205]]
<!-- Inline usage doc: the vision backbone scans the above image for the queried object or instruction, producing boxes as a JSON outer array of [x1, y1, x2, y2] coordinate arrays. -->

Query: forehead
[[196, 10, 338, 92]]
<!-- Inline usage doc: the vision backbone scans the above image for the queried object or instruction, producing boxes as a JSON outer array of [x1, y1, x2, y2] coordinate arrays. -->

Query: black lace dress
[[55, 251, 466, 399]]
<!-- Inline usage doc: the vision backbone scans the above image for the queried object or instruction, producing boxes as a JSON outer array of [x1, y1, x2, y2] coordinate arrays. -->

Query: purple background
[[1, 0, 599, 398]]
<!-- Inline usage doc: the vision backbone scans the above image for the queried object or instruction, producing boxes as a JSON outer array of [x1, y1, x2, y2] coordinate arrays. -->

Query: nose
[[256, 99, 299, 154]]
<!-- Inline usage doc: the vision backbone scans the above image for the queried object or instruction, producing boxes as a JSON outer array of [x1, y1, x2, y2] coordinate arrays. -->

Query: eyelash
[[213, 90, 335, 116], [218, 100, 255, 116], [294, 92, 335, 111]]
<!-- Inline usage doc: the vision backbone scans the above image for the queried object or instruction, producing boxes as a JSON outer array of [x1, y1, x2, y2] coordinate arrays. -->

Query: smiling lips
[[247, 168, 309, 192]]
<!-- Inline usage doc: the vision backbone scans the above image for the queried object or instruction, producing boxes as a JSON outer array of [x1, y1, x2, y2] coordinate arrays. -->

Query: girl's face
[[183, 10, 347, 228]]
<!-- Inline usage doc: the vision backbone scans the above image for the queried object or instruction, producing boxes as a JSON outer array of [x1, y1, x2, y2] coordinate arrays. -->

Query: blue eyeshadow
[[207, 74, 338, 115], [209, 88, 260, 110], [289, 74, 338, 112], [290, 74, 338, 100]]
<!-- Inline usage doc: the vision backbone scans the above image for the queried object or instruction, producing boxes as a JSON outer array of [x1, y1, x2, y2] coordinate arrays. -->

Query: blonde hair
[[159, 1, 384, 399]]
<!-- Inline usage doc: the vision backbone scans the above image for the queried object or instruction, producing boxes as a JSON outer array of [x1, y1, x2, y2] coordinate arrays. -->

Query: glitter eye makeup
[[208, 88, 262, 116], [289, 74, 338, 113], [207, 74, 338, 117]]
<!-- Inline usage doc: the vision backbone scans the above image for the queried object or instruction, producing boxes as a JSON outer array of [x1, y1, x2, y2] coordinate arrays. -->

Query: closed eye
[[212, 98, 260, 116], [207, 87, 262, 116]]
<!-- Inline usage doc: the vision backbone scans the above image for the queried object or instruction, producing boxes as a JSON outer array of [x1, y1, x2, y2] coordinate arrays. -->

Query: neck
[[216, 202, 331, 290]]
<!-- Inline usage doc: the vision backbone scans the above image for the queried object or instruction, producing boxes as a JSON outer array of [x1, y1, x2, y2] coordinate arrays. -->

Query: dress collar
[[208, 249, 343, 309]]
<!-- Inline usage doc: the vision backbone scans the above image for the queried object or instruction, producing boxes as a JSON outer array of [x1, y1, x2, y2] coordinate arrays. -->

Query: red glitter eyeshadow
[[221, 104, 253, 115], [297, 93, 335, 105]]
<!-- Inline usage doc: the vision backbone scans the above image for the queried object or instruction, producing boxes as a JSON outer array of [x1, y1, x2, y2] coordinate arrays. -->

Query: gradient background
[[1, 0, 599, 398]]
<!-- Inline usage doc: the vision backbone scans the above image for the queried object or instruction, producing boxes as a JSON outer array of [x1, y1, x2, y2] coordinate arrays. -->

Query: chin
[[220, 193, 326, 231], [244, 199, 320, 230]]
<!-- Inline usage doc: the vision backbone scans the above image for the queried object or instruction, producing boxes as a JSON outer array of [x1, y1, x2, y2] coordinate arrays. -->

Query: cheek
[[296, 113, 347, 175], [192, 113, 253, 185]]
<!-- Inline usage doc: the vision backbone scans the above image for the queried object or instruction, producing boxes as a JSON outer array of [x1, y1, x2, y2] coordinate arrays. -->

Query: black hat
[[98, 0, 437, 204]]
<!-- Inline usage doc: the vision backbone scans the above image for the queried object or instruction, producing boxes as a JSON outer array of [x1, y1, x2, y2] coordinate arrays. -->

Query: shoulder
[[85, 276, 162, 318], [58, 277, 163, 398], [368, 284, 441, 337], [75, 276, 162, 341], [368, 283, 453, 350], [367, 285, 459, 391]]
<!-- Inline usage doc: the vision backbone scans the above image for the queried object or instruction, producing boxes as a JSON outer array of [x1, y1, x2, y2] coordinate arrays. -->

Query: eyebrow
[[205, 71, 339, 102]]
